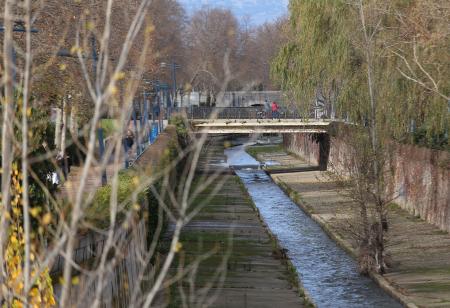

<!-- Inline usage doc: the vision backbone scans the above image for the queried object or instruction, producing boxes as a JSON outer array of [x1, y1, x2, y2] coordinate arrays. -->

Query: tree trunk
[[206, 90, 211, 106], [357, 200, 371, 274], [55, 107, 62, 149], [0, 0, 15, 289], [61, 97, 68, 177], [61, 97, 67, 155], [358, 0, 385, 274], [69, 105, 78, 138]]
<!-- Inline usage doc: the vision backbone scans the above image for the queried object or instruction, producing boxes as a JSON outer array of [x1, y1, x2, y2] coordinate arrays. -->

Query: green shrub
[[87, 171, 146, 227], [170, 116, 189, 148], [87, 125, 185, 230], [412, 126, 448, 151], [100, 119, 120, 138]]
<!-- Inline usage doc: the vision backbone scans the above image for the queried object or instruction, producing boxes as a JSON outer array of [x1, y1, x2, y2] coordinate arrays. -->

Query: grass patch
[[432, 229, 449, 235], [246, 144, 284, 160], [412, 282, 450, 293], [403, 266, 450, 275], [100, 119, 120, 137], [388, 202, 402, 211]]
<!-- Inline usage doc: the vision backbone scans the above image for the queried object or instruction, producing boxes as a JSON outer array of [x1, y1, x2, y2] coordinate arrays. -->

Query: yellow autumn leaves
[[3, 165, 56, 307]]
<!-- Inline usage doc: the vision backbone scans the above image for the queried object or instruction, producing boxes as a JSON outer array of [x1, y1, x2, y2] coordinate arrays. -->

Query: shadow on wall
[[283, 133, 330, 171]]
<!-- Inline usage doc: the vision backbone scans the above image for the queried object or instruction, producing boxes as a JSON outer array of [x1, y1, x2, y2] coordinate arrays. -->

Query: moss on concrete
[[162, 142, 310, 307]]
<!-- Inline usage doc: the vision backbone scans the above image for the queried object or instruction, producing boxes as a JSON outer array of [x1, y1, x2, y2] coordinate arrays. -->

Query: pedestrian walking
[[264, 99, 270, 118], [55, 152, 66, 183], [153, 101, 160, 120], [125, 129, 135, 155]]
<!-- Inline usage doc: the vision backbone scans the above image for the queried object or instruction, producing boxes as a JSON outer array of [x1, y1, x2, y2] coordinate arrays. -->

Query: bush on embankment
[[87, 171, 147, 228], [169, 114, 190, 148], [88, 124, 186, 234]]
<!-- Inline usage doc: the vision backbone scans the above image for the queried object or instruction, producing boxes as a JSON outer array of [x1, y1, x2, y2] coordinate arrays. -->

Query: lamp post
[[0, 23, 38, 99], [144, 79, 161, 135], [147, 79, 169, 130], [90, 36, 108, 186], [56, 37, 108, 185], [142, 89, 152, 143], [0, 23, 38, 80], [159, 82, 170, 123]]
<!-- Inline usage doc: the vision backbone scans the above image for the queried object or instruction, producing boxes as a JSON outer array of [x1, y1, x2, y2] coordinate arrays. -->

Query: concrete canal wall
[[248, 144, 450, 306], [283, 132, 450, 232]]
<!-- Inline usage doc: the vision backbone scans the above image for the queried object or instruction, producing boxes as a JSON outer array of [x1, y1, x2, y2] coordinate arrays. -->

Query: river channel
[[225, 144, 401, 308]]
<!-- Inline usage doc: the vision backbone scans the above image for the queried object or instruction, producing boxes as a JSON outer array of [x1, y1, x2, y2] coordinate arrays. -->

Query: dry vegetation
[[0, 0, 290, 306]]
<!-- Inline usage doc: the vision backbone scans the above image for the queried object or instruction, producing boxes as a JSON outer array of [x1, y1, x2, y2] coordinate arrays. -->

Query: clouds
[[179, 0, 288, 25]]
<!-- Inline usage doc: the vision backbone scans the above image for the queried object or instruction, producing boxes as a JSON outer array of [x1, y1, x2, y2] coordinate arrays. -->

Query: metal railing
[[176, 106, 305, 120]]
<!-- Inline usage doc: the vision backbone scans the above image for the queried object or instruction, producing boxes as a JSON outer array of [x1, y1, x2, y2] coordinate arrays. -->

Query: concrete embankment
[[251, 145, 450, 308], [284, 132, 450, 233], [53, 126, 182, 306], [162, 140, 310, 307]]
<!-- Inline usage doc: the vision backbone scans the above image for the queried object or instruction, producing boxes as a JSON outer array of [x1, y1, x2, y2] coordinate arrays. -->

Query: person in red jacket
[[271, 101, 279, 119]]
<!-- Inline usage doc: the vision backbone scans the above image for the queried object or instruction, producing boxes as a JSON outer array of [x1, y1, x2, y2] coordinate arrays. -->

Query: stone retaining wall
[[53, 126, 179, 306], [283, 133, 450, 232]]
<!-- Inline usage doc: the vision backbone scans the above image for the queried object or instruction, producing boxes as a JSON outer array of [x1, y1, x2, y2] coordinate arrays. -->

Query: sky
[[178, 0, 289, 26]]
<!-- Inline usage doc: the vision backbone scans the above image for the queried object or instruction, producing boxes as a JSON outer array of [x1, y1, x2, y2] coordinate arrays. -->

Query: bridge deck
[[192, 119, 332, 126], [191, 119, 332, 134]]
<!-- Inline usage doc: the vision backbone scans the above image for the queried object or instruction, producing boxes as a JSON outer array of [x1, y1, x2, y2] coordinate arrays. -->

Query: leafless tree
[[244, 16, 289, 90], [0, 0, 239, 307]]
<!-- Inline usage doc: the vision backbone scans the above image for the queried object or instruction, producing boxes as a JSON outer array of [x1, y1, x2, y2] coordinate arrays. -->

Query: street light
[[55, 37, 108, 185], [157, 81, 171, 125], [144, 79, 161, 128], [0, 23, 38, 85], [140, 87, 151, 145], [144, 79, 167, 139]]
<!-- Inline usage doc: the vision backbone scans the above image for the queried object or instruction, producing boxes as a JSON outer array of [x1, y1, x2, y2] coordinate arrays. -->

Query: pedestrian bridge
[[190, 119, 331, 134]]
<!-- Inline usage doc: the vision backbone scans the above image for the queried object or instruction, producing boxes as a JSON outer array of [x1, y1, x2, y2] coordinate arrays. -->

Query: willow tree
[[271, 0, 364, 118], [272, 0, 449, 274], [273, 0, 449, 146]]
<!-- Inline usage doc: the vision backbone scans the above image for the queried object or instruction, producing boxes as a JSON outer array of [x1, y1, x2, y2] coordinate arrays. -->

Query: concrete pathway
[[259, 147, 450, 308], [58, 162, 124, 203]]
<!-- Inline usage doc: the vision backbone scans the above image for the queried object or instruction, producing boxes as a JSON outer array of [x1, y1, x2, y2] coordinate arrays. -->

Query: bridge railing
[[175, 106, 304, 120]]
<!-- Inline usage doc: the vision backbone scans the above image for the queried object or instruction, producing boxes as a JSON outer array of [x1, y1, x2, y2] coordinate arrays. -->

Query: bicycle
[[256, 110, 267, 119]]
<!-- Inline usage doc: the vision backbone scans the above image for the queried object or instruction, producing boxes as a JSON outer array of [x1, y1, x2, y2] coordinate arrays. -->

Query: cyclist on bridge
[[271, 101, 279, 120]]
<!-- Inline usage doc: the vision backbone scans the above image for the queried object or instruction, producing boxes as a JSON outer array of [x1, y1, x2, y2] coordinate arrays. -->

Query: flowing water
[[225, 144, 401, 308]]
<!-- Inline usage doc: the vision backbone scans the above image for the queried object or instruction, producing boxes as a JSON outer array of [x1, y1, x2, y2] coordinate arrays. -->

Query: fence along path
[[58, 121, 168, 203]]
